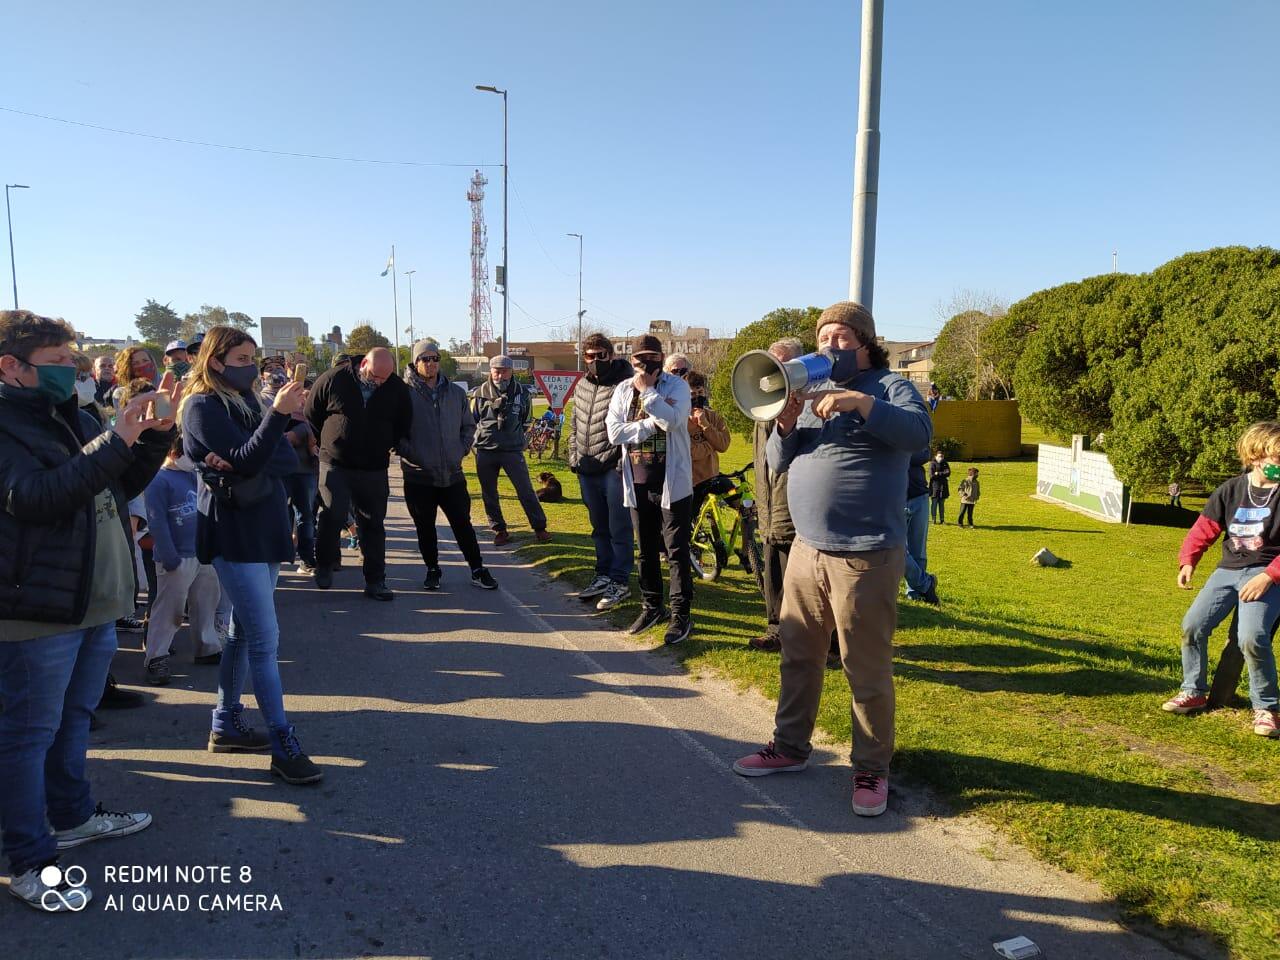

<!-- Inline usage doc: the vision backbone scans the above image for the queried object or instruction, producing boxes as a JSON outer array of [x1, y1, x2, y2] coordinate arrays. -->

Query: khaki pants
[[772, 540, 904, 774]]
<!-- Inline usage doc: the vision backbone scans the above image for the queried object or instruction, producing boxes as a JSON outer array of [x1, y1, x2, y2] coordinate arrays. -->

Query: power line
[[0, 105, 497, 168], [508, 177, 574, 278]]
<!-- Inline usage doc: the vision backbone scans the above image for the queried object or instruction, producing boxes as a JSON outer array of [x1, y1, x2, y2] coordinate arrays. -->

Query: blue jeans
[[1181, 565, 1280, 710], [211, 560, 290, 751], [578, 469, 634, 583], [0, 622, 117, 874], [902, 493, 934, 599], [282, 472, 317, 566]]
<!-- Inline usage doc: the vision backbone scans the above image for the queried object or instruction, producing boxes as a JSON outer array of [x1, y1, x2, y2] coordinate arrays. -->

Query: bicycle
[[689, 464, 765, 592], [525, 417, 559, 460]]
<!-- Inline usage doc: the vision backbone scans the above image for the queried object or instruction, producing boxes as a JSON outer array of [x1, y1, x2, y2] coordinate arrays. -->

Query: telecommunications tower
[[467, 170, 494, 355]]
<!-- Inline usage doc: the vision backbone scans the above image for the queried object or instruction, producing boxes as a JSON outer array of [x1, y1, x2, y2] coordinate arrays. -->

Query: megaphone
[[730, 350, 833, 422]]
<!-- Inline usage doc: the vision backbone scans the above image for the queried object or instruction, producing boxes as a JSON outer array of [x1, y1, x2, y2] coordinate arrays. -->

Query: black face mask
[[634, 358, 662, 377], [587, 359, 609, 379], [691, 395, 708, 409], [821, 346, 860, 384]]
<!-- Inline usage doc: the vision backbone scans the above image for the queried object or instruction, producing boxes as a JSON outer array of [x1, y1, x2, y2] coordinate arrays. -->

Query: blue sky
[[2, 1, 1278, 349]]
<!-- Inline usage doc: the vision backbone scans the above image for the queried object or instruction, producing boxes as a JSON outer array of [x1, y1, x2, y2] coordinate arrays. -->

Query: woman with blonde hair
[[111, 346, 159, 410], [178, 326, 323, 783]]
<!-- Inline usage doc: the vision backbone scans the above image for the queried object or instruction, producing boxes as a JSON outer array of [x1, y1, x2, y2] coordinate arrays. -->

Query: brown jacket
[[753, 419, 794, 544], [689, 407, 731, 487]]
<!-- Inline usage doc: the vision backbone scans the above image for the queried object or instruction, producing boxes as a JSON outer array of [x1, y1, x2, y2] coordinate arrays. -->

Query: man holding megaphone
[[732, 301, 932, 819]]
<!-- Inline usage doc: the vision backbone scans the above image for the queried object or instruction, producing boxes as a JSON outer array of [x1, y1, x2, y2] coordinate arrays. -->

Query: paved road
[[6, 483, 1189, 959]]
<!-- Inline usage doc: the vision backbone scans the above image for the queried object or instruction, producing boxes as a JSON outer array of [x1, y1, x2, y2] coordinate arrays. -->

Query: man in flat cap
[[469, 355, 551, 546]]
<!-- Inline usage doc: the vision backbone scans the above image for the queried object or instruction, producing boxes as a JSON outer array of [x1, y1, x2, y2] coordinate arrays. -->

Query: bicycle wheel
[[691, 511, 725, 582]]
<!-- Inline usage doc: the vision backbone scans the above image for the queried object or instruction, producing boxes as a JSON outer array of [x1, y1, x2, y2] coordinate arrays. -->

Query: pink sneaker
[[732, 742, 807, 777], [1161, 691, 1209, 714], [852, 772, 888, 817], [1253, 709, 1279, 738]]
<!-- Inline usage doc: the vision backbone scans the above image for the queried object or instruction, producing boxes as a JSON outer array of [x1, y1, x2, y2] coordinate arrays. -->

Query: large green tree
[[345, 324, 392, 354], [180, 305, 255, 340], [134, 299, 181, 344], [709, 306, 821, 437], [1008, 246, 1280, 487]]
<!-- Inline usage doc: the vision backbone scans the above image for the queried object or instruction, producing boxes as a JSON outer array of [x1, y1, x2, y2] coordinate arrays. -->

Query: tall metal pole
[[568, 233, 583, 371], [475, 86, 509, 353], [404, 269, 417, 344], [390, 244, 401, 374], [5, 184, 30, 310], [501, 90, 509, 354], [848, 0, 884, 310]]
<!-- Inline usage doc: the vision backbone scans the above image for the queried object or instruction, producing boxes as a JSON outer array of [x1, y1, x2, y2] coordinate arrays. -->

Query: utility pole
[[5, 184, 30, 310], [567, 233, 584, 370], [848, 0, 884, 310]]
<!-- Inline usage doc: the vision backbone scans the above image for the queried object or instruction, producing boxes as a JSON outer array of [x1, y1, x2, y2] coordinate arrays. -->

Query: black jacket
[[305, 361, 412, 471], [0, 385, 170, 624], [469, 377, 533, 453], [569, 358, 631, 475], [929, 458, 951, 499]]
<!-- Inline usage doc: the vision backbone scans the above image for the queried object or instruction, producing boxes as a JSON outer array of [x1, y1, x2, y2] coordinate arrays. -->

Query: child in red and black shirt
[[1162, 422, 1280, 738]]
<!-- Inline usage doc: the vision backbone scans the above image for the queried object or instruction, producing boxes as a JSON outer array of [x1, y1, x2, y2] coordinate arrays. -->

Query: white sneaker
[[53, 804, 152, 850], [596, 582, 631, 611], [8, 863, 92, 912], [577, 575, 612, 600]]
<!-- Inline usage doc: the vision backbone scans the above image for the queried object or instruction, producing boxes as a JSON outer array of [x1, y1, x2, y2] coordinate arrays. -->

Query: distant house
[[884, 339, 935, 388], [77, 335, 143, 355], [259, 316, 309, 356]]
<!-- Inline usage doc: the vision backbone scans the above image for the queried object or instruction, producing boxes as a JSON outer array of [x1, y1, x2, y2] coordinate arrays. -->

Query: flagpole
[[390, 244, 401, 374]]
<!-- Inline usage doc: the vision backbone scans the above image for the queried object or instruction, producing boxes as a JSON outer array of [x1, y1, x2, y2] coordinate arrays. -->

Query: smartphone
[[292, 363, 308, 384], [152, 394, 172, 418]]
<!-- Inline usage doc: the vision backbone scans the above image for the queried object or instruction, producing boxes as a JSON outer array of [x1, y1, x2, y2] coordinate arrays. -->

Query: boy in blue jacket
[[142, 435, 223, 684]]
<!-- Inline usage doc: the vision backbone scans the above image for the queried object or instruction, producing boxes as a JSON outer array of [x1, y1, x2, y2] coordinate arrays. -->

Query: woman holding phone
[[177, 326, 323, 785]]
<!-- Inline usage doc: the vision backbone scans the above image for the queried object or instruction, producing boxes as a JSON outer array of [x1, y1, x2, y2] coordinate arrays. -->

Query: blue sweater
[[144, 465, 200, 570], [181, 392, 298, 564], [767, 369, 932, 553]]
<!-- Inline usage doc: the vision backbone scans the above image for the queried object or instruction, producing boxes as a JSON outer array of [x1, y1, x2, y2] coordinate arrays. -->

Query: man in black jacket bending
[[0, 310, 172, 911], [305, 347, 412, 600]]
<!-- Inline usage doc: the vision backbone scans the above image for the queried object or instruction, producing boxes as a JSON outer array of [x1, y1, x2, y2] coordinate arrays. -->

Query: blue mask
[[821, 347, 859, 384], [219, 363, 258, 393]]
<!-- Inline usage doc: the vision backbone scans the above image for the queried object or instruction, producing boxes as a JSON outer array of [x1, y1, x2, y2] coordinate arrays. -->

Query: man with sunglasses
[[606, 334, 695, 645], [399, 339, 497, 591], [568, 334, 634, 611]]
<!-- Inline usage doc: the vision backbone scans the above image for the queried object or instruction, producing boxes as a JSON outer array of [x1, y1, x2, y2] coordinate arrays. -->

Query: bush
[[931, 436, 963, 460]]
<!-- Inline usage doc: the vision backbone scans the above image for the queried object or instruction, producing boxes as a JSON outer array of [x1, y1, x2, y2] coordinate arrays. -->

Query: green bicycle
[[690, 464, 765, 591]]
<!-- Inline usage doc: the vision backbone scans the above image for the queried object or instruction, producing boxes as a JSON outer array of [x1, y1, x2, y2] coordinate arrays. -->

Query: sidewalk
[[3, 482, 1188, 959]]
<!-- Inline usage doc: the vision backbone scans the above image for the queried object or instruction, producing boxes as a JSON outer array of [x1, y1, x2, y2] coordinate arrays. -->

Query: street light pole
[[404, 269, 417, 344], [567, 233, 583, 370], [5, 184, 30, 310], [848, 0, 884, 309], [475, 85, 509, 353]]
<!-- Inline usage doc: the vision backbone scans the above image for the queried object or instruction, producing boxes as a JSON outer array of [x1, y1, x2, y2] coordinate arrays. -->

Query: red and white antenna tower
[[467, 170, 494, 354]]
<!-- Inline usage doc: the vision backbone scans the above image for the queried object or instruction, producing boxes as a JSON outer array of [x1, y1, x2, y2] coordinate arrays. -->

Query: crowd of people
[[4, 298, 1275, 913]]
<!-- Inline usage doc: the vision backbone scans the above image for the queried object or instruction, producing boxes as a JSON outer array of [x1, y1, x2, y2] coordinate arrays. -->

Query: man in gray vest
[[470, 355, 552, 546], [569, 333, 634, 611]]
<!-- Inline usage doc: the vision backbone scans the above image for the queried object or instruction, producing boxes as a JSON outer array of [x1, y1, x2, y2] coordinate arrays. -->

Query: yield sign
[[532, 370, 584, 414]]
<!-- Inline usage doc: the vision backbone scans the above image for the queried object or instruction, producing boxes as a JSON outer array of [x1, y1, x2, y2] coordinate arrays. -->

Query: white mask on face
[[75, 378, 98, 406]]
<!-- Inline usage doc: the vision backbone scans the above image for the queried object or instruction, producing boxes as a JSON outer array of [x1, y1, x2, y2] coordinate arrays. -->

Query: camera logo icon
[[39, 865, 89, 913]]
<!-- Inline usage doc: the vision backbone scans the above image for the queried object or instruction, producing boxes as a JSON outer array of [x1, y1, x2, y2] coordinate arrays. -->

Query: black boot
[[208, 705, 270, 753], [270, 726, 323, 785]]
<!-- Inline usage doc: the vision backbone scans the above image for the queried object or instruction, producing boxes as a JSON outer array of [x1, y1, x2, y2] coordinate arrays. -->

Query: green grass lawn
[[464, 425, 1279, 960]]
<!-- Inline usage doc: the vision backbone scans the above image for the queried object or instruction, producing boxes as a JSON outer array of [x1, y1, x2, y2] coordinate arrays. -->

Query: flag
[[380, 249, 394, 277]]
